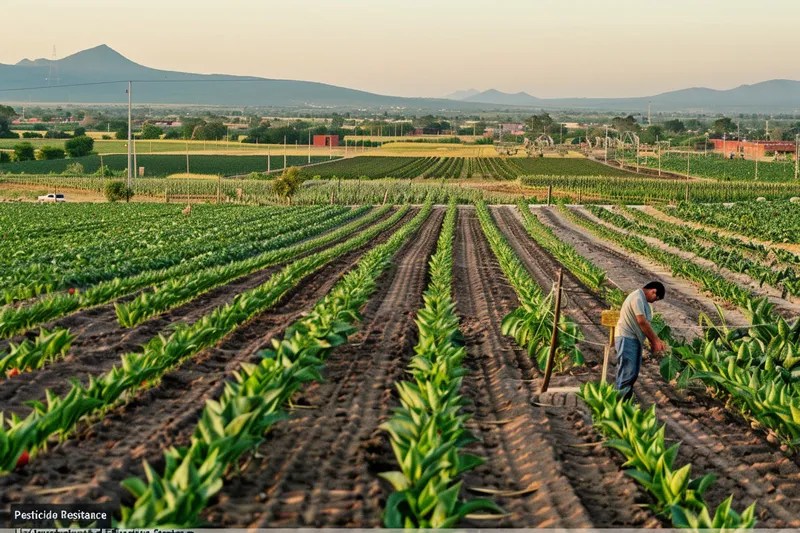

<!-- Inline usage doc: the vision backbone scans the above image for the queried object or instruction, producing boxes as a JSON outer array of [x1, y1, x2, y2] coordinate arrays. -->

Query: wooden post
[[600, 310, 620, 384], [540, 269, 564, 394], [164, 185, 169, 203], [382, 189, 389, 205], [685, 182, 690, 203], [547, 184, 552, 206], [217, 175, 221, 204]]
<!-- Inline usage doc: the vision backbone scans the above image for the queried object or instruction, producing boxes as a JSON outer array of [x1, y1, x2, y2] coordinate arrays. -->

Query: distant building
[[313, 134, 339, 147], [711, 139, 796, 158]]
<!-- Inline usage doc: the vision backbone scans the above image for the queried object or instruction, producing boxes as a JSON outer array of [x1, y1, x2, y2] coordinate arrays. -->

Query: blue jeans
[[615, 337, 642, 402]]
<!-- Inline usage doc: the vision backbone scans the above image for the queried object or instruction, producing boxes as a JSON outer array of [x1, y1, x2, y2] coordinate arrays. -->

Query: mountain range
[[2, 45, 800, 112]]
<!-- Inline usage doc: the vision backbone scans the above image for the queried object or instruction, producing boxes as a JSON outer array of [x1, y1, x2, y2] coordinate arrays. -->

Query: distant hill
[[3, 46, 800, 112], [442, 88, 480, 100], [458, 81, 800, 112], [0, 45, 485, 110]]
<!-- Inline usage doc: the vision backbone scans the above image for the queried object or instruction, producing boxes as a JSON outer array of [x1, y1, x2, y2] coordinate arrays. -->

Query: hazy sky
[[2, 0, 799, 98]]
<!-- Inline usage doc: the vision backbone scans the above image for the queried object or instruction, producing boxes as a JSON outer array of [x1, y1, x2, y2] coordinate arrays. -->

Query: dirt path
[[0, 208, 396, 416], [0, 209, 417, 523], [454, 206, 659, 528], [526, 206, 800, 527], [200, 207, 445, 528], [584, 206, 800, 318]]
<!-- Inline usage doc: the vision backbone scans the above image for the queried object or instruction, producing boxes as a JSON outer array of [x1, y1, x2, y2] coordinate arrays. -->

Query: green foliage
[[104, 181, 134, 202], [13, 143, 35, 162], [0, 328, 75, 376], [140, 124, 163, 140], [116, 203, 433, 526], [36, 146, 65, 161], [64, 135, 95, 158], [579, 381, 756, 529], [474, 201, 584, 370], [382, 201, 502, 528]]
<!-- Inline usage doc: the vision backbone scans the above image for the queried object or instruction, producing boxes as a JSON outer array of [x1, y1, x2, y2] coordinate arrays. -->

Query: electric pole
[[127, 81, 132, 188]]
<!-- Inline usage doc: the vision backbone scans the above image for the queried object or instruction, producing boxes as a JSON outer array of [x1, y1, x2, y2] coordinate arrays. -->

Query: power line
[[0, 77, 282, 93]]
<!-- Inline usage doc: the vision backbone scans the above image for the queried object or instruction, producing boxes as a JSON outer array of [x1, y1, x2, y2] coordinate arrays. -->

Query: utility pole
[[308, 130, 311, 164], [796, 134, 799, 181], [127, 81, 132, 188], [185, 140, 189, 175], [648, 102, 651, 125], [267, 145, 271, 172], [283, 135, 287, 170], [657, 136, 662, 176], [604, 125, 609, 162]]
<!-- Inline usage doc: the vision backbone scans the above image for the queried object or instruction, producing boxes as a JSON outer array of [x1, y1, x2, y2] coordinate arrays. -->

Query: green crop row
[[475, 201, 584, 371], [116, 202, 433, 527], [0, 328, 74, 378], [668, 201, 800, 245], [579, 382, 756, 529], [637, 152, 797, 183], [515, 202, 625, 308], [614, 206, 800, 298], [382, 200, 501, 528], [0, 205, 414, 474], [0, 206, 352, 338], [115, 205, 385, 327]]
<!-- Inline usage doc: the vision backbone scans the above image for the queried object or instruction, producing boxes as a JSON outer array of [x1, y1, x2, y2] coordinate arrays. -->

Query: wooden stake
[[601, 309, 620, 385], [540, 269, 563, 394], [382, 189, 389, 205], [547, 184, 552, 206]]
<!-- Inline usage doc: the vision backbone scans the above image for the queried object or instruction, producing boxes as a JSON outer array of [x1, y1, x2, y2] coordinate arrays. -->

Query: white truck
[[37, 193, 66, 202]]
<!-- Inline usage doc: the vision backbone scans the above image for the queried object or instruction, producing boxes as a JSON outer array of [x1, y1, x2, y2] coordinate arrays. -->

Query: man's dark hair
[[644, 281, 665, 300]]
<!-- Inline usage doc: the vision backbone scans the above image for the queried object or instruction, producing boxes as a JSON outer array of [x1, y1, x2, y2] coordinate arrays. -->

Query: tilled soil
[[526, 205, 800, 527], [0, 208, 413, 523], [454, 206, 660, 528], [200, 207, 445, 527], [0, 207, 394, 417]]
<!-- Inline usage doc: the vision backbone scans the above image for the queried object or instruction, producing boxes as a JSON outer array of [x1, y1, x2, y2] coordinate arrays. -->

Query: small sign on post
[[600, 310, 620, 384]]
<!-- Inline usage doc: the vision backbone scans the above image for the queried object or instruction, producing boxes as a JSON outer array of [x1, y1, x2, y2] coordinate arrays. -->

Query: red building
[[711, 139, 796, 159], [313, 135, 339, 147]]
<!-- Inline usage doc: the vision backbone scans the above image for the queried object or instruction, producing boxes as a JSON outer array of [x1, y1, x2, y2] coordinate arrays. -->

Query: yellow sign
[[601, 310, 620, 328]]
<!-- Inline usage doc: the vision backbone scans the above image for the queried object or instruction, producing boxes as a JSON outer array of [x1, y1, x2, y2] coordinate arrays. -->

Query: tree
[[639, 125, 664, 144], [0, 104, 19, 139], [65, 135, 95, 158], [104, 181, 134, 202], [662, 119, 685, 133], [612, 115, 639, 133], [140, 124, 163, 140], [331, 113, 344, 129], [527, 113, 554, 135], [163, 129, 181, 139], [13, 143, 35, 161], [36, 146, 66, 160], [194, 122, 226, 141], [712, 117, 736, 136], [181, 118, 206, 139], [0, 152, 10, 163], [271, 166, 303, 199], [44, 130, 70, 139], [72, 127, 86, 137]]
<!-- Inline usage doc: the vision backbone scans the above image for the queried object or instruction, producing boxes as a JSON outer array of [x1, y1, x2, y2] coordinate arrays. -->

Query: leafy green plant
[[381, 200, 502, 528]]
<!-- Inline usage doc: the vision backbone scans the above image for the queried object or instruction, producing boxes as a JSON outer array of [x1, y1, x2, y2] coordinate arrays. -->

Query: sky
[[2, 0, 799, 99]]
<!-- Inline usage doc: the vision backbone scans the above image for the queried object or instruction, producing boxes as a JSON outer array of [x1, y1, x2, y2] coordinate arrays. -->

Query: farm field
[[0, 154, 338, 177], [3, 196, 800, 529], [636, 152, 799, 182], [0, 138, 352, 156]]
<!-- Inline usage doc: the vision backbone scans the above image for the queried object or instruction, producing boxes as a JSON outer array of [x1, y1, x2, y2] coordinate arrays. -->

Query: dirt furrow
[[199, 207, 445, 528], [0, 208, 392, 416], [0, 209, 412, 522], [454, 206, 658, 529]]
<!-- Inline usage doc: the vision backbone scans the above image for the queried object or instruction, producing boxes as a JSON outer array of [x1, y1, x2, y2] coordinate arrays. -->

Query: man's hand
[[652, 338, 668, 354]]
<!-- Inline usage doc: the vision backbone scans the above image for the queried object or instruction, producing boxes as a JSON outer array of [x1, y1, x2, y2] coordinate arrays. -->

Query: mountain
[[2, 46, 800, 112], [442, 88, 480, 100], [0, 45, 486, 110], [463, 89, 541, 106]]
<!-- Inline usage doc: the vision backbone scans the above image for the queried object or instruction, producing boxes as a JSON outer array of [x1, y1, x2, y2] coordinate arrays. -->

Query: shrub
[[73, 127, 86, 137], [0, 151, 10, 163], [64, 135, 94, 157], [104, 180, 135, 202], [36, 146, 66, 160], [22, 131, 43, 138], [101, 134, 111, 140], [13, 142, 35, 161], [65, 162, 85, 175]]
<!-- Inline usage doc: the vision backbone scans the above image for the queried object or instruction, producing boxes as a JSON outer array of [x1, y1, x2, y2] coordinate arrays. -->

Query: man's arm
[[636, 314, 667, 354]]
